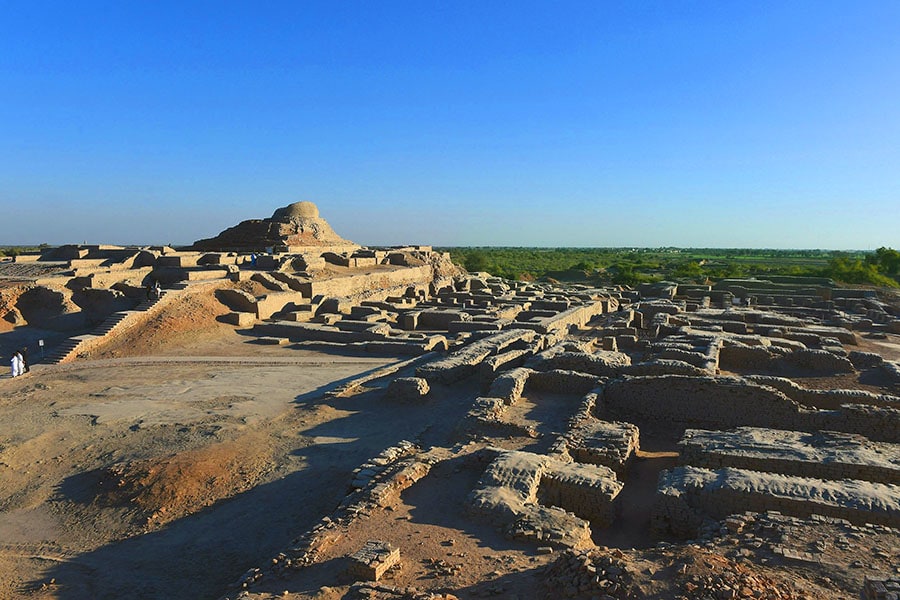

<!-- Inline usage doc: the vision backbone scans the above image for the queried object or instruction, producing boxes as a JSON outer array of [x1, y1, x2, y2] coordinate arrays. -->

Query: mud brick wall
[[653, 347, 716, 371], [747, 376, 900, 410], [479, 347, 535, 381], [364, 339, 444, 355], [466, 449, 544, 523], [414, 309, 472, 331], [509, 300, 606, 334], [678, 427, 900, 485], [652, 466, 900, 538], [538, 461, 623, 527], [775, 349, 856, 373], [528, 369, 602, 395], [253, 321, 385, 343], [308, 265, 434, 302], [488, 367, 532, 403], [562, 420, 640, 476], [416, 329, 535, 384], [255, 291, 306, 319], [548, 392, 602, 459], [466, 397, 508, 423], [603, 375, 803, 429], [603, 375, 900, 442], [526, 350, 630, 377], [718, 344, 774, 371], [621, 359, 710, 377], [883, 361, 900, 384], [814, 404, 900, 444], [466, 449, 615, 549]]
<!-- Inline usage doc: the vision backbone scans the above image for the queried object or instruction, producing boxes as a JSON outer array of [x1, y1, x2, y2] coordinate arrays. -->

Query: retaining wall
[[652, 466, 900, 537], [679, 427, 900, 484]]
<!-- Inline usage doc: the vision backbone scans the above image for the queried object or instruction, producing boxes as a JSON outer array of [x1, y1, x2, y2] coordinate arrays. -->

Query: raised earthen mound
[[193, 201, 357, 251], [96, 432, 275, 531]]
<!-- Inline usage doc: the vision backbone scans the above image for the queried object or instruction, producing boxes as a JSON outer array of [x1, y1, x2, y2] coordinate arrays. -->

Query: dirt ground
[[0, 286, 451, 599], [1, 285, 898, 600]]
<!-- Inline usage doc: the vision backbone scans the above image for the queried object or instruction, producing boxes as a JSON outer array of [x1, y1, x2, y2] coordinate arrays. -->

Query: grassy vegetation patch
[[438, 247, 900, 288]]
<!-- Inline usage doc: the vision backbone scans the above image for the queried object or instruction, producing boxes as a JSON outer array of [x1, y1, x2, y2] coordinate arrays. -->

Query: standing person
[[153, 280, 161, 300], [19, 347, 29, 373], [10, 351, 22, 377]]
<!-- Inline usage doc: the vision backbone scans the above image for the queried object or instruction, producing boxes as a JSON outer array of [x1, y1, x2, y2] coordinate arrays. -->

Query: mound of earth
[[96, 431, 275, 531], [89, 282, 257, 358]]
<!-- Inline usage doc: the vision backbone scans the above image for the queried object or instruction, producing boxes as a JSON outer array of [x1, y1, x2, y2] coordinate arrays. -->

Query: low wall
[[252, 321, 386, 343], [538, 461, 622, 527], [509, 300, 606, 334], [602, 375, 900, 442], [775, 349, 855, 374], [255, 291, 306, 319], [526, 350, 630, 377], [479, 347, 534, 381], [718, 344, 774, 371], [747, 376, 900, 410], [621, 359, 709, 377], [651, 466, 900, 537], [528, 369, 601, 395], [560, 420, 640, 475], [466, 449, 619, 548], [488, 367, 532, 403], [416, 329, 536, 384], [309, 265, 434, 302], [679, 427, 900, 484], [603, 376, 801, 429]]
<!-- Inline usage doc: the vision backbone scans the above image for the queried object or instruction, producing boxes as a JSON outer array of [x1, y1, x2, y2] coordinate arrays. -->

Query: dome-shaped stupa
[[193, 201, 356, 252], [272, 201, 319, 221]]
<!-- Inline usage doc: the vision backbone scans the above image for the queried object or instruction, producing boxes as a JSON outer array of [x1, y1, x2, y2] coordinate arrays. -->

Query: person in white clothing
[[10, 352, 23, 377]]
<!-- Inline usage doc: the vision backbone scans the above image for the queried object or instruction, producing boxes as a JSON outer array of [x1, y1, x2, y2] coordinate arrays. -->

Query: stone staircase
[[44, 284, 187, 364]]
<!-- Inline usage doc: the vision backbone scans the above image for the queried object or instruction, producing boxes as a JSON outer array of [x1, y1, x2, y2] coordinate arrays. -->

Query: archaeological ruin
[[0, 201, 898, 600]]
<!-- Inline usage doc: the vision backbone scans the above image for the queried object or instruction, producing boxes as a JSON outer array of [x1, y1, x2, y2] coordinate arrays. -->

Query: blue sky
[[1, 1, 898, 248]]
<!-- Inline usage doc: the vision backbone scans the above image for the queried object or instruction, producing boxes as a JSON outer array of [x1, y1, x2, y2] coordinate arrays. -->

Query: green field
[[438, 247, 900, 288]]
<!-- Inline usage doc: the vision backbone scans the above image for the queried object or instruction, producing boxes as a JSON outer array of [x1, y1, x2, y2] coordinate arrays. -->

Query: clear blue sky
[[1, 1, 898, 249]]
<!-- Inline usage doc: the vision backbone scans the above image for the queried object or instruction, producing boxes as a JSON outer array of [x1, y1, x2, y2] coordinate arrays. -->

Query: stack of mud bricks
[[348, 540, 400, 581], [863, 576, 900, 600]]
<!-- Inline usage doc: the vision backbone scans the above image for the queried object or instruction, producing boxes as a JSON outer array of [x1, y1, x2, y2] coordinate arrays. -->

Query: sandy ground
[[0, 285, 454, 599], [1, 284, 898, 600]]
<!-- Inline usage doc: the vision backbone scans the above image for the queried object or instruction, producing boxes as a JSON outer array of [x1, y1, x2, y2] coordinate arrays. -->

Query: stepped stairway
[[43, 283, 188, 364]]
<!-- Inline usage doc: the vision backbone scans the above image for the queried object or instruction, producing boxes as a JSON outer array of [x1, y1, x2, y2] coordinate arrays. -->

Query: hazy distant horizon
[[2, 3, 898, 249], [0, 238, 883, 254]]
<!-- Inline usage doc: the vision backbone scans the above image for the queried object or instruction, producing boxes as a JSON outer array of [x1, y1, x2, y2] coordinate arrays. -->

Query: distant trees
[[823, 246, 900, 287], [825, 256, 897, 287], [439, 246, 900, 288], [0, 245, 50, 257], [462, 250, 490, 273], [867, 247, 900, 276], [673, 261, 703, 280]]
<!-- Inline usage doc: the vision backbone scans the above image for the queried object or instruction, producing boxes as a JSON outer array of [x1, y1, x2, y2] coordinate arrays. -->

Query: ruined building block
[[679, 427, 900, 484], [466, 449, 622, 548], [347, 540, 400, 582], [538, 461, 623, 527], [563, 420, 640, 476], [651, 466, 900, 538], [223, 311, 256, 327], [386, 377, 430, 400]]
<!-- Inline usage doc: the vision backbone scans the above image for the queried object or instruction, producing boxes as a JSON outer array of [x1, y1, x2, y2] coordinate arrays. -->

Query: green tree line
[[438, 247, 900, 288]]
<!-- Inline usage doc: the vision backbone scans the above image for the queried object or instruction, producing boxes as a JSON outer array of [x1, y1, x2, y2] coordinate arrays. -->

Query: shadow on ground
[[33, 374, 480, 600]]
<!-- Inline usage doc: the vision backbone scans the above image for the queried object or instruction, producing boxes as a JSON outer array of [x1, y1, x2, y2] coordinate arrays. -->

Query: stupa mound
[[193, 201, 357, 252]]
